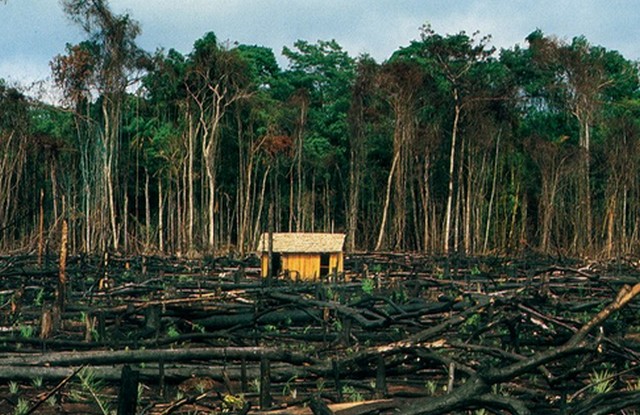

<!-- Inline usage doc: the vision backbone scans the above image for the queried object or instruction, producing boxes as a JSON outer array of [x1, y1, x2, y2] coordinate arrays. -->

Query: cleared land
[[1, 253, 640, 414]]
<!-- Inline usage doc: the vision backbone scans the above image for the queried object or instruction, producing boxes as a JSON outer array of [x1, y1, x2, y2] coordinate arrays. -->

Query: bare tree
[[346, 58, 376, 251], [185, 33, 251, 253], [55, 0, 145, 251], [374, 60, 422, 251]]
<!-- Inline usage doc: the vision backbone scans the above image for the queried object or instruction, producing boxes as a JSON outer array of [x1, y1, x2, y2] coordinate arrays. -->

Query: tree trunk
[[145, 169, 150, 251], [103, 99, 120, 251], [57, 219, 68, 313], [296, 100, 307, 232], [252, 165, 271, 250], [187, 110, 196, 254], [421, 155, 431, 253], [483, 131, 500, 253], [443, 96, 461, 254], [375, 150, 401, 251], [347, 142, 362, 252], [158, 176, 164, 253]]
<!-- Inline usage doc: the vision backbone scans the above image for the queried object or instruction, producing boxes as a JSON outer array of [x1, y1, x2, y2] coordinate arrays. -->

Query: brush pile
[[1, 252, 640, 414]]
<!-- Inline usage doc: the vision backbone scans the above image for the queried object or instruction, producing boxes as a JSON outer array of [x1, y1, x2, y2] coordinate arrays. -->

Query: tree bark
[[375, 150, 400, 251], [443, 96, 461, 254], [0, 346, 312, 367]]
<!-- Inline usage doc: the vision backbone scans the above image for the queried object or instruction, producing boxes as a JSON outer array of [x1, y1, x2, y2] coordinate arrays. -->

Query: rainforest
[[3, 1, 640, 414], [1, 1, 639, 258]]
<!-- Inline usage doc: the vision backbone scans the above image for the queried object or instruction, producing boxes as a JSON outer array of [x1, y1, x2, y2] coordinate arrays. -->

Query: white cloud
[[0, 58, 50, 86], [1, 0, 638, 88]]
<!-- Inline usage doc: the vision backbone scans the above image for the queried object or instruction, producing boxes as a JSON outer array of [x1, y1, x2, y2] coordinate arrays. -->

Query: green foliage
[[462, 313, 482, 335], [9, 380, 19, 395], [13, 397, 29, 415], [194, 380, 207, 393], [33, 288, 45, 307], [46, 395, 58, 407], [332, 319, 343, 332], [0, 81, 26, 120], [18, 325, 34, 339], [191, 323, 206, 334], [31, 376, 43, 388], [589, 369, 616, 395], [166, 325, 180, 338], [75, 366, 111, 415], [30, 106, 75, 142], [281, 376, 298, 398], [143, 48, 187, 106], [249, 378, 260, 394], [4, 5, 640, 258], [324, 286, 335, 301], [222, 394, 247, 411], [361, 278, 375, 295], [341, 384, 364, 402], [425, 380, 438, 396], [391, 288, 409, 304], [236, 44, 280, 87]]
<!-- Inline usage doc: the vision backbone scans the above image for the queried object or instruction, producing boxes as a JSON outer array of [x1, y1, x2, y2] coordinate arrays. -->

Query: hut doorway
[[272, 253, 282, 276], [320, 253, 330, 277]]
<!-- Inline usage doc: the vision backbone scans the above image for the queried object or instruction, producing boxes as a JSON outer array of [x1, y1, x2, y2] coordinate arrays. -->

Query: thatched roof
[[257, 233, 345, 253]]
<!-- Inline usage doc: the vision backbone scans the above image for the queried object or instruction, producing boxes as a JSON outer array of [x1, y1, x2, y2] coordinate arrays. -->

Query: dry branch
[[0, 346, 312, 367], [2, 253, 640, 415], [398, 283, 640, 415]]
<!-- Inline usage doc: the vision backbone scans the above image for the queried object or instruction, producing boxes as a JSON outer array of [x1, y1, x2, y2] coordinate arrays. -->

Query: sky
[[1, 0, 639, 95]]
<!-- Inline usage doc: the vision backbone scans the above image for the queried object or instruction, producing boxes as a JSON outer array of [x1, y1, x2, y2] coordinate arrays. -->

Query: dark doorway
[[271, 253, 282, 277], [320, 253, 330, 277]]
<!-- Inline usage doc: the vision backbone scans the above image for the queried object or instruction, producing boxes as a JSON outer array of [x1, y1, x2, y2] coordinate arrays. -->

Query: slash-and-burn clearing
[[1, 253, 640, 414]]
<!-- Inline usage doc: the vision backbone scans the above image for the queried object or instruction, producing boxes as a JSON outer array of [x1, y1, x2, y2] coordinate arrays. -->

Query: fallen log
[[2, 253, 639, 415], [570, 390, 640, 415], [0, 346, 313, 367], [0, 361, 309, 382], [397, 283, 640, 415], [267, 291, 387, 329], [255, 399, 398, 415]]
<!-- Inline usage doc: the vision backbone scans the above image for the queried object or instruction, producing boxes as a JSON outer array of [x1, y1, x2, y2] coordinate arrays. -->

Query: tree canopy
[[1, 2, 639, 258]]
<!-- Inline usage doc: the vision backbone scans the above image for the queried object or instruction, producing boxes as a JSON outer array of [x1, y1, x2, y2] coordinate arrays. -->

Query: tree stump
[[117, 365, 139, 415]]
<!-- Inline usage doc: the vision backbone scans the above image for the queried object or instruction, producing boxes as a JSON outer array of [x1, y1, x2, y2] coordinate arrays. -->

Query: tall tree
[[346, 56, 378, 251], [374, 59, 423, 251], [53, 0, 146, 251], [234, 45, 281, 254], [184, 32, 251, 252], [525, 30, 639, 253], [0, 81, 30, 248], [394, 25, 496, 253], [281, 39, 356, 233]]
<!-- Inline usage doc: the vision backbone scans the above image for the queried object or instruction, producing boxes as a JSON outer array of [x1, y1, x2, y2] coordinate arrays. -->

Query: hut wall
[[261, 252, 344, 280], [283, 254, 319, 280], [330, 253, 343, 274], [261, 254, 268, 277]]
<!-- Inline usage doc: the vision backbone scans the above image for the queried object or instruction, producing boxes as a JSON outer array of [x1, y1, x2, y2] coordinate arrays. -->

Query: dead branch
[[398, 283, 640, 415]]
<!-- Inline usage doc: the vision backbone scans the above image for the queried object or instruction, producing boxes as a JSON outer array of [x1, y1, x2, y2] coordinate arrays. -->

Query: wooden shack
[[258, 232, 345, 281]]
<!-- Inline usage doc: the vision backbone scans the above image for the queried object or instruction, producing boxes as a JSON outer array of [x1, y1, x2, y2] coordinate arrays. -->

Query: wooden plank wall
[[261, 253, 344, 280]]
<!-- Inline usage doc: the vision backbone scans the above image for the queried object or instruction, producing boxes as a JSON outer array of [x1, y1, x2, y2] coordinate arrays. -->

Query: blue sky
[[1, 0, 639, 93]]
